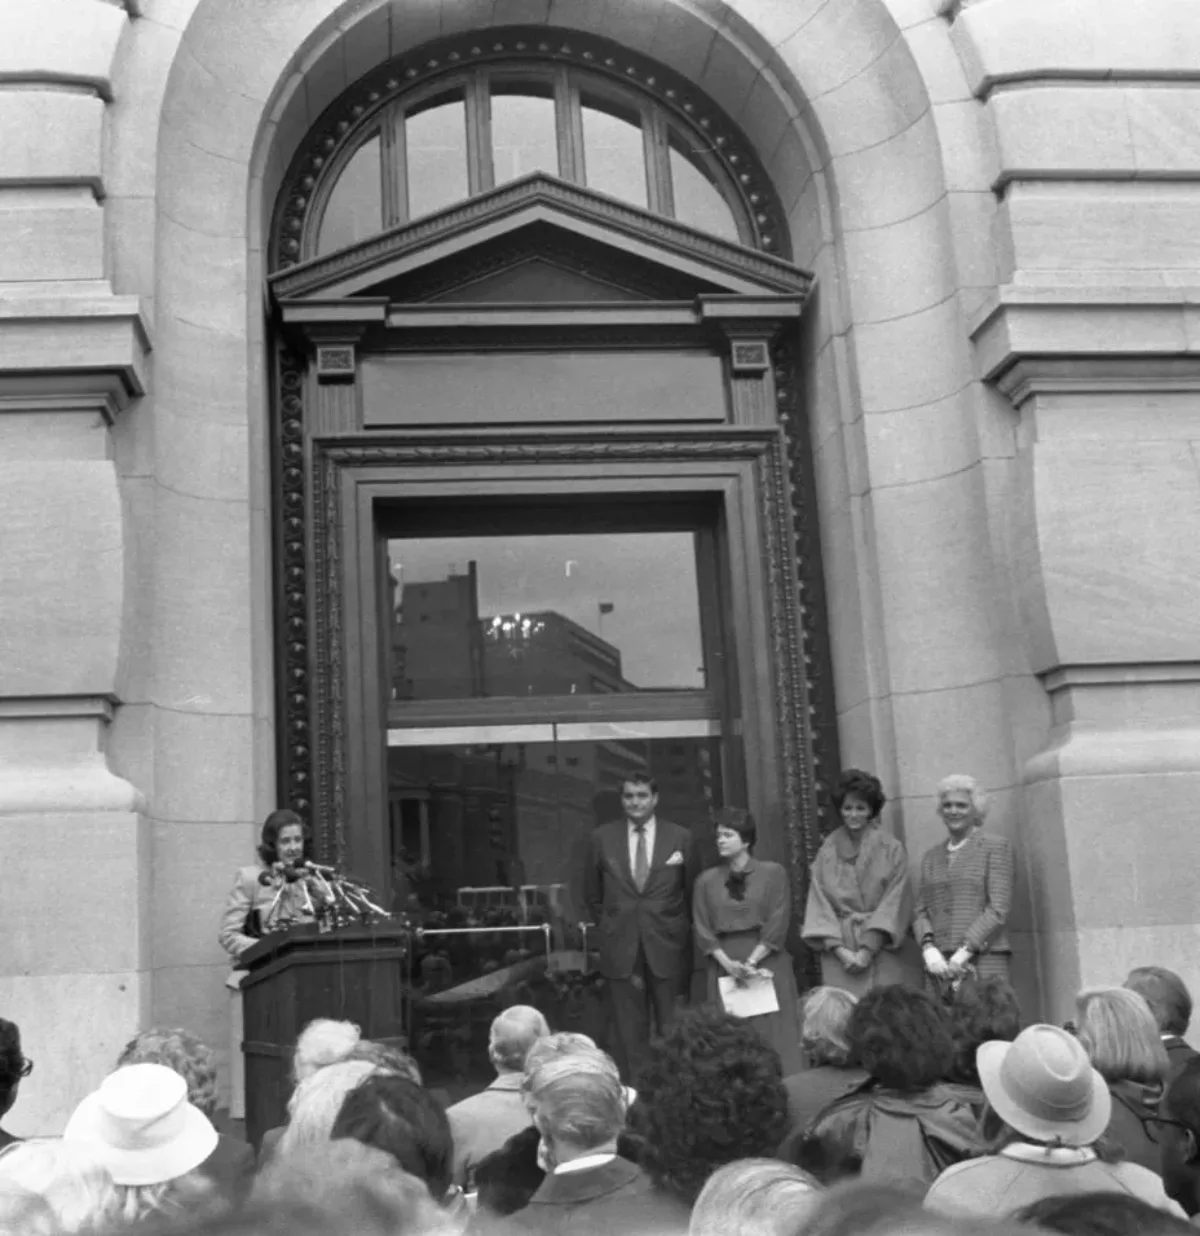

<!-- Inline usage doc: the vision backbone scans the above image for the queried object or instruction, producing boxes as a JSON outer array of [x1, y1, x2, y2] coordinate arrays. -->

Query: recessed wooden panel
[[360, 352, 726, 426]]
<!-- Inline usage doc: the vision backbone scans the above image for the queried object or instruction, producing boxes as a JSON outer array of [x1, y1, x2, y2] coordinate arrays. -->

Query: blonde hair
[[690, 1158, 821, 1236], [936, 774, 989, 820], [0, 1139, 118, 1234], [279, 1059, 377, 1158], [800, 987, 858, 1068], [1076, 986, 1169, 1085], [292, 1018, 362, 1084]]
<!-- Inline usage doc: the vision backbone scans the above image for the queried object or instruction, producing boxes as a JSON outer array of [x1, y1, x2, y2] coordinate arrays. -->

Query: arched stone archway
[[116, 0, 1034, 1095]]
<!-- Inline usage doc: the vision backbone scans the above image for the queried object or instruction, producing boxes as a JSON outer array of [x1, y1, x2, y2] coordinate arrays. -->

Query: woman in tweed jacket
[[913, 775, 1015, 990]]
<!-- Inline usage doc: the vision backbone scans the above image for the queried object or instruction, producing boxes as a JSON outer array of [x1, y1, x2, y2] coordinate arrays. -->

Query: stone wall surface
[[0, 0, 1199, 1127]]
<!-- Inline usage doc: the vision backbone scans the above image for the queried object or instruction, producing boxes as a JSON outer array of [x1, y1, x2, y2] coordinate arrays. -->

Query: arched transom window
[[274, 31, 788, 268]]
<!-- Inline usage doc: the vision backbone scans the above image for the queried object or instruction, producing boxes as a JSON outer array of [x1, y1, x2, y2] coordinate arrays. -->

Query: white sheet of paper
[[718, 974, 779, 1018]]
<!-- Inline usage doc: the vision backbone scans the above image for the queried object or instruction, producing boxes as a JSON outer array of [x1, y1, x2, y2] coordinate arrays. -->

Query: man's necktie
[[633, 825, 649, 892]]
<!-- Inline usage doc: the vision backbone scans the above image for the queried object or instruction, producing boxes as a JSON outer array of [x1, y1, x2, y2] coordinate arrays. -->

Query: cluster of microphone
[[258, 860, 338, 886]]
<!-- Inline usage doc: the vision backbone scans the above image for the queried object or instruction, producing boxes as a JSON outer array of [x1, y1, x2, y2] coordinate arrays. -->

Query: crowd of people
[[0, 962, 1199, 1235], [1, 771, 1193, 1235]]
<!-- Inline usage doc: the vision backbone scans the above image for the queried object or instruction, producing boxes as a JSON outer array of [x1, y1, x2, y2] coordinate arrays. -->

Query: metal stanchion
[[416, 921, 553, 964]]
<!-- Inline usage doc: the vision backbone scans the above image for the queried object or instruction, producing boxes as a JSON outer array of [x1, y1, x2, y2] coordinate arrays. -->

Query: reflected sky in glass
[[389, 532, 705, 691]]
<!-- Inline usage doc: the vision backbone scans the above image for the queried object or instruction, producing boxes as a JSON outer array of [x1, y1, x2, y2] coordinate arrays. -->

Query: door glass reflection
[[389, 735, 722, 1096], [387, 532, 707, 700]]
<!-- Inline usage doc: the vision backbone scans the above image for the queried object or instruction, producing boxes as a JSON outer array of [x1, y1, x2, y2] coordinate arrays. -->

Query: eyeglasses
[[1143, 1116, 1195, 1148], [17, 1059, 32, 1079]]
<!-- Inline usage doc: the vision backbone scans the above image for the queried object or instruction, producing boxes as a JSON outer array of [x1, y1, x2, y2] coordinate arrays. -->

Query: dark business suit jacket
[[505, 1156, 688, 1236], [584, 819, 699, 980], [1165, 1035, 1198, 1085]]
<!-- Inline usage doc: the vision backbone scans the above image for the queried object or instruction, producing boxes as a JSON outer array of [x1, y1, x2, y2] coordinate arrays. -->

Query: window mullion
[[466, 71, 494, 193], [382, 104, 408, 227], [556, 69, 584, 184], [643, 105, 673, 217]]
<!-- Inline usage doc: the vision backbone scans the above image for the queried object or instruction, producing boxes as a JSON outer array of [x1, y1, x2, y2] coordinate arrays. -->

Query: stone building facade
[[3, 0, 1200, 1132]]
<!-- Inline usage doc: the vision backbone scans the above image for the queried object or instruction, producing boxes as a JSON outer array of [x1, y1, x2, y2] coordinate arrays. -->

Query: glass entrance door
[[388, 723, 722, 1095], [380, 502, 738, 1095]]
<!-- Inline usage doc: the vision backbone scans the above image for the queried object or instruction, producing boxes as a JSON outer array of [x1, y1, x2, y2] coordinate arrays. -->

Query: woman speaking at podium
[[219, 809, 319, 962], [219, 808, 320, 1121]]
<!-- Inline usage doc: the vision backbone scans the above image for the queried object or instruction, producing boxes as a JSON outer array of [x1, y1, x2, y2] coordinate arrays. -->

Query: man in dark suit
[[505, 1052, 687, 1236], [583, 773, 699, 1082], [1125, 965, 1198, 1084]]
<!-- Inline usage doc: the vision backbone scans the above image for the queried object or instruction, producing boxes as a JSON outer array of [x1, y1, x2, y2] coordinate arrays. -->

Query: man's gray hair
[[525, 1052, 625, 1152], [489, 1005, 551, 1074], [690, 1159, 821, 1236]]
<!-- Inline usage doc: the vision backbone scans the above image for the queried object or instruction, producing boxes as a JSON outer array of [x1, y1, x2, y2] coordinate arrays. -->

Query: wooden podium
[[239, 922, 411, 1147]]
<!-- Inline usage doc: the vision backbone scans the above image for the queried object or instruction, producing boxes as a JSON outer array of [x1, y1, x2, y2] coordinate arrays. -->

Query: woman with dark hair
[[219, 809, 320, 1124], [331, 1074, 455, 1206], [801, 770, 912, 996], [806, 985, 979, 1187], [218, 809, 317, 961], [1014, 1192, 1194, 1236], [942, 977, 1022, 1111], [629, 1007, 791, 1207], [0, 1019, 31, 1149], [693, 807, 802, 1073]]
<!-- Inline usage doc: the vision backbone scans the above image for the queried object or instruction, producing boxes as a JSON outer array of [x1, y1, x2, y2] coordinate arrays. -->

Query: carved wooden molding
[[272, 174, 811, 302], [283, 421, 823, 893]]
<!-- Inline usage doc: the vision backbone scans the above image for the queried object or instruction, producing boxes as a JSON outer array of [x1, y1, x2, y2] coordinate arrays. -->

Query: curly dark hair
[[628, 1007, 789, 1205], [331, 1074, 452, 1201], [1014, 1192, 1194, 1236], [944, 976, 1021, 1085], [847, 984, 954, 1092], [0, 1019, 23, 1113], [257, 808, 312, 866], [831, 770, 886, 820]]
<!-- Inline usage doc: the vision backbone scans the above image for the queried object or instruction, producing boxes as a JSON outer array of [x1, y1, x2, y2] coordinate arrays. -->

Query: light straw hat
[[63, 1063, 217, 1187], [976, 1023, 1111, 1148]]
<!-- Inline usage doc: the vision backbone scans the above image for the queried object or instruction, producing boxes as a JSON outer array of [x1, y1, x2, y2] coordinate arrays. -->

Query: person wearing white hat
[[924, 1023, 1185, 1218], [63, 1062, 220, 1225]]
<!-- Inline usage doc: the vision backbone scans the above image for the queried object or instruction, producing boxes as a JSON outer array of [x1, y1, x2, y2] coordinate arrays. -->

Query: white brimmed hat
[[63, 1063, 217, 1187], [976, 1023, 1111, 1148]]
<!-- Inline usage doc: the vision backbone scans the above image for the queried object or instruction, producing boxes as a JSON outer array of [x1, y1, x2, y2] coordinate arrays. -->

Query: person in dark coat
[[693, 807, 803, 1074], [1075, 986, 1170, 1174], [504, 1052, 687, 1236], [1161, 1056, 1200, 1216], [806, 985, 979, 1187], [116, 1026, 254, 1208], [582, 773, 700, 1082], [0, 1019, 29, 1152], [1126, 966, 1199, 1086], [780, 986, 869, 1146]]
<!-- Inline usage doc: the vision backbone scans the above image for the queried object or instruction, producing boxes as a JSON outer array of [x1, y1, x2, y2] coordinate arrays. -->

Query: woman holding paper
[[693, 807, 802, 1074]]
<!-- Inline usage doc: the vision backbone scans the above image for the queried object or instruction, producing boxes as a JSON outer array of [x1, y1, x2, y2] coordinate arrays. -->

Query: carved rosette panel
[[276, 346, 313, 830], [774, 335, 842, 857]]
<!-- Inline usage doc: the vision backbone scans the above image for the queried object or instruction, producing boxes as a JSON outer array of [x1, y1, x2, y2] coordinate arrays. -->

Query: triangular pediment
[[269, 173, 811, 305]]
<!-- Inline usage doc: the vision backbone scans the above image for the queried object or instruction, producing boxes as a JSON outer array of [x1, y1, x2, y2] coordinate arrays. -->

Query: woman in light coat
[[802, 770, 912, 997]]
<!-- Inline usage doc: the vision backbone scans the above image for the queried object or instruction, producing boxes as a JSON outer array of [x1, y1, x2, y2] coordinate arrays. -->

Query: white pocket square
[[665, 850, 684, 866]]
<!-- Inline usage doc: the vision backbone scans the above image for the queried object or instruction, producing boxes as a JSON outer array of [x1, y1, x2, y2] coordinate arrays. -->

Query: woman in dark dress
[[693, 808, 802, 1074]]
